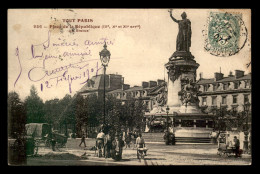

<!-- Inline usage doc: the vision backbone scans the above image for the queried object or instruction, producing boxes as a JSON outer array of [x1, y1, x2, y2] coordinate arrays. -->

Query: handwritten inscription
[[15, 30, 115, 94], [14, 47, 22, 87]]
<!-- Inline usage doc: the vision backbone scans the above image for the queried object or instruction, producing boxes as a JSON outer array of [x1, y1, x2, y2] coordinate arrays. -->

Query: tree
[[24, 85, 45, 123], [44, 98, 60, 125], [208, 106, 249, 132], [105, 97, 146, 134], [8, 91, 26, 138]]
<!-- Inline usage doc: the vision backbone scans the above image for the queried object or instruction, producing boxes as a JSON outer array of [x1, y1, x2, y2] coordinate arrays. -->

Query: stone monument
[[145, 10, 213, 142], [166, 9, 201, 114]]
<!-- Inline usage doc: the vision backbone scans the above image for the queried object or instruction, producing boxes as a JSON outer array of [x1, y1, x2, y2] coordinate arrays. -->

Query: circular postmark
[[203, 12, 248, 57]]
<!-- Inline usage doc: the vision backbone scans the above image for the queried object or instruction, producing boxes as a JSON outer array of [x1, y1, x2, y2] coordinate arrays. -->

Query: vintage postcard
[[8, 8, 251, 166]]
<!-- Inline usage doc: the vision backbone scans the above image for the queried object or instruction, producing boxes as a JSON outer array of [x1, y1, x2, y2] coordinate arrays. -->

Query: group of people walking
[[95, 130, 125, 160], [78, 129, 146, 161]]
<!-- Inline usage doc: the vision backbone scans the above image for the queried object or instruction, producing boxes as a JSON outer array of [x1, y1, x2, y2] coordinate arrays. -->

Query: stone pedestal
[[165, 52, 200, 113]]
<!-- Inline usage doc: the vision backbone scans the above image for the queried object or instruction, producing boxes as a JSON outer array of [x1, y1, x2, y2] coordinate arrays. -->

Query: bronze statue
[[169, 9, 192, 52]]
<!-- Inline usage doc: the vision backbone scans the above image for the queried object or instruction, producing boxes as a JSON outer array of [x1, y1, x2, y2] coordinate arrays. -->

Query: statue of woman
[[169, 9, 192, 52]]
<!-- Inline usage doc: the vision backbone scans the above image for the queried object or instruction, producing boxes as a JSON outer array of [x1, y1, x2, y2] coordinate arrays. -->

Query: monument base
[[170, 51, 195, 60], [145, 106, 214, 143], [179, 104, 202, 114]]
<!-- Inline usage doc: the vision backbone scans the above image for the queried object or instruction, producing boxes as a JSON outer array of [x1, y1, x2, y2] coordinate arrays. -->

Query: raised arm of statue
[[169, 9, 179, 23]]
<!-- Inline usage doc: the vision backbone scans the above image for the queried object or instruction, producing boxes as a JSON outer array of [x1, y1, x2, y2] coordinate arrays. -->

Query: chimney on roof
[[142, 82, 149, 88], [199, 72, 203, 80], [235, 70, 244, 78], [122, 84, 130, 90], [149, 81, 157, 88], [214, 72, 224, 81], [228, 71, 234, 77], [157, 79, 164, 86]]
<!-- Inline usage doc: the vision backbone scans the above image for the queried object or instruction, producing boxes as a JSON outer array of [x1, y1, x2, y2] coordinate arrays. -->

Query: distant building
[[78, 74, 125, 99], [196, 70, 251, 113], [107, 79, 165, 112], [77, 70, 251, 134]]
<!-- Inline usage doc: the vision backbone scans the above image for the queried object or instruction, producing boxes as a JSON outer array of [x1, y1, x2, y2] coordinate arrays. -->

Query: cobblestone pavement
[[27, 138, 251, 166]]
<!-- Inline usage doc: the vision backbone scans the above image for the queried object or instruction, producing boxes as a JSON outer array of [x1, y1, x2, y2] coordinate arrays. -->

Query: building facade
[[77, 70, 251, 134], [196, 70, 251, 113]]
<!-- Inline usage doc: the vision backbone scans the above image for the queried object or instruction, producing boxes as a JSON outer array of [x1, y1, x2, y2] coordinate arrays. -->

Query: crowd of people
[[79, 129, 146, 161]]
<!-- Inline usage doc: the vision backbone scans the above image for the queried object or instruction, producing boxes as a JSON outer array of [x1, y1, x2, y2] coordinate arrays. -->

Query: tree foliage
[[208, 106, 248, 132], [8, 91, 26, 138], [24, 85, 45, 123]]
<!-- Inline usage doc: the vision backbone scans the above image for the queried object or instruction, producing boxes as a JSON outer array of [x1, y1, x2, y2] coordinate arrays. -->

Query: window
[[204, 85, 208, 92], [223, 83, 228, 90], [245, 80, 250, 88], [212, 96, 217, 106], [213, 84, 217, 91], [228, 82, 231, 88], [233, 95, 237, 104], [196, 120, 206, 128], [181, 120, 194, 127], [244, 95, 249, 104], [208, 121, 214, 128], [174, 119, 181, 127], [222, 96, 227, 105], [145, 101, 149, 111], [234, 82, 239, 89], [202, 97, 207, 106]]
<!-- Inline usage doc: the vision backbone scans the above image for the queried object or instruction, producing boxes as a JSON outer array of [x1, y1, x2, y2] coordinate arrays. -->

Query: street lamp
[[99, 42, 111, 130], [165, 105, 170, 145], [166, 105, 170, 132], [243, 101, 251, 153]]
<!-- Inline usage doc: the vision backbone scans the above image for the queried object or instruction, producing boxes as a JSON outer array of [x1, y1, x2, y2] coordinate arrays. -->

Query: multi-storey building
[[107, 80, 165, 112], [78, 70, 251, 134], [78, 73, 125, 99], [196, 70, 251, 113]]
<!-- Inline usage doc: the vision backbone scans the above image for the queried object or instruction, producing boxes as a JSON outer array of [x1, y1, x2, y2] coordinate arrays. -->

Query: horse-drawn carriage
[[25, 123, 68, 155]]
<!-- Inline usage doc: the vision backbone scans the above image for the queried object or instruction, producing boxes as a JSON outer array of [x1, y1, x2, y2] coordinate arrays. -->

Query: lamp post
[[99, 42, 111, 130], [166, 105, 170, 145], [243, 101, 251, 153], [166, 105, 170, 132]]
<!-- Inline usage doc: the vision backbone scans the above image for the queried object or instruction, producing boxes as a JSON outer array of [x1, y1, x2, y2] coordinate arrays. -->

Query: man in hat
[[112, 133, 124, 160], [233, 136, 240, 157]]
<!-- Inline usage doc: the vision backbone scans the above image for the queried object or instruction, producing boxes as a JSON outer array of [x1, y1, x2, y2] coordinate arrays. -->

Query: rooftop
[[197, 74, 251, 85]]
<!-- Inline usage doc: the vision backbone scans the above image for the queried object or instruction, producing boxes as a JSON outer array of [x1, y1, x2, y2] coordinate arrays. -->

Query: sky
[[8, 9, 251, 102]]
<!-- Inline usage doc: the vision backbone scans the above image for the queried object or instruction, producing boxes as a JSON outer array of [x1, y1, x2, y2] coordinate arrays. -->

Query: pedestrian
[[112, 133, 124, 161], [132, 131, 138, 149], [125, 132, 132, 149], [49, 130, 56, 151], [104, 131, 112, 158], [96, 130, 105, 157], [233, 136, 240, 157], [163, 130, 170, 145], [79, 133, 86, 147], [136, 133, 147, 156]]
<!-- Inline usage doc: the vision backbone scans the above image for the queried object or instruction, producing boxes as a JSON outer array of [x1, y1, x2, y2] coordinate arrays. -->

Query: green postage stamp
[[204, 12, 248, 57]]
